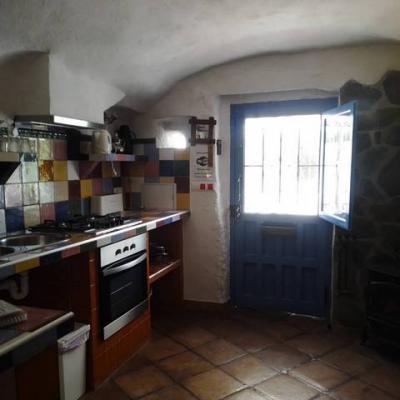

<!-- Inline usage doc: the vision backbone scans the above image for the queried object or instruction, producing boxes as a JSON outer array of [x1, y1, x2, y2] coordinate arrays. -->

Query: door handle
[[230, 204, 241, 223]]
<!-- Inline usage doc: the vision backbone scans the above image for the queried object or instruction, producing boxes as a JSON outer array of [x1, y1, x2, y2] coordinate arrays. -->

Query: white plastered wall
[[134, 44, 400, 303]]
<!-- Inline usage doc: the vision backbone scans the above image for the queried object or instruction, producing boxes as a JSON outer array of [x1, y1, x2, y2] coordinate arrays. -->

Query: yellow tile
[[53, 160, 68, 181], [177, 193, 190, 210], [80, 179, 92, 198], [16, 258, 40, 273], [160, 177, 175, 184], [174, 148, 190, 161]]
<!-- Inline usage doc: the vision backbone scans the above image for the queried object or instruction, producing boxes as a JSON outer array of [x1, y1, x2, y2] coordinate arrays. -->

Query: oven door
[[99, 250, 148, 339]]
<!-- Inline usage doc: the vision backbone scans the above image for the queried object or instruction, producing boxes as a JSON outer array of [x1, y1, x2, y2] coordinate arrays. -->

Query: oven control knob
[[130, 244, 135, 250], [123, 246, 129, 252], [115, 249, 122, 256]]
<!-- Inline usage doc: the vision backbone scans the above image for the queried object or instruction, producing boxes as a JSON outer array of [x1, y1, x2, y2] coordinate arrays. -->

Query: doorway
[[230, 98, 339, 318]]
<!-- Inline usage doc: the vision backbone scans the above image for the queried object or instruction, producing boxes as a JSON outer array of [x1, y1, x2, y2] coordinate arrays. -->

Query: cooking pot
[[92, 129, 112, 154]]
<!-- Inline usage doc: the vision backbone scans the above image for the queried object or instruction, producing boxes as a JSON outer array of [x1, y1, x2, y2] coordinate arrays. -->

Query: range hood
[[14, 115, 104, 130]]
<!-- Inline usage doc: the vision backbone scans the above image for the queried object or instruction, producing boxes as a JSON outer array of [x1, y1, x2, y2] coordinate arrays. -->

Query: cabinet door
[[319, 101, 357, 230]]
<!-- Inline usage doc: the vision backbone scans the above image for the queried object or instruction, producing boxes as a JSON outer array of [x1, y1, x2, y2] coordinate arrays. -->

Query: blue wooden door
[[230, 99, 337, 317]]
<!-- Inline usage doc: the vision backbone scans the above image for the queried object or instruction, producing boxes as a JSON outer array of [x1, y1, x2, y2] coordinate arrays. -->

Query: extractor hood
[[14, 115, 104, 130]]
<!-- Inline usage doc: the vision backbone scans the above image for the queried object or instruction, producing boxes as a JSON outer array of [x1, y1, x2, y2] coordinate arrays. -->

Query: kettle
[[92, 130, 112, 154]]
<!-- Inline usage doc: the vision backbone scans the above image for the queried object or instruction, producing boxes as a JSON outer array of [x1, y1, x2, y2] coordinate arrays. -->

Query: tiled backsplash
[[123, 144, 190, 210], [0, 136, 122, 234]]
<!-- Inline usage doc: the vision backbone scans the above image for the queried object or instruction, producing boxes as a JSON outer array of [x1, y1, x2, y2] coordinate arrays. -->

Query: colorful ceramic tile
[[53, 139, 67, 160], [55, 201, 69, 221], [7, 165, 21, 184], [54, 181, 69, 202], [121, 162, 145, 177], [102, 179, 113, 194], [23, 183, 39, 205], [174, 160, 190, 177], [174, 148, 190, 161], [132, 192, 142, 210], [40, 203, 55, 223], [79, 161, 97, 179], [177, 193, 190, 210], [144, 143, 159, 161], [38, 137, 54, 160], [144, 160, 159, 177], [159, 149, 175, 160], [80, 179, 92, 198], [112, 177, 122, 188], [22, 161, 38, 183], [5, 207, 24, 232], [92, 179, 103, 196], [67, 160, 79, 180], [159, 160, 174, 176], [39, 160, 54, 181], [0, 185, 4, 208], [22, 152, 37, 162], [175, 176, 190, 193], [144, 176, 160, 183], [23, 205, 40, 228], [68, 180, 81, 200], [5, 184, 22, 208], [160, 177, 175, 184], [53, 160, 68, 181], [102, 162, 113, 178], [0, 209, 5, 234], [15, 258, 40, 273], [133, 144, 144, 155], [39, 181, 54, 203], [123, 177, 144, 192]]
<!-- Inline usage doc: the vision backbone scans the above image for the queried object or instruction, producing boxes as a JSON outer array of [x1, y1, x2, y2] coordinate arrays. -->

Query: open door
[[319, 102, 356, 230], [230, 99, 357, 318]]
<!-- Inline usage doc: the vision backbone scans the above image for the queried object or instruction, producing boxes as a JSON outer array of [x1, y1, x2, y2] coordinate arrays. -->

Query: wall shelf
[[149, 259, 181, 285]]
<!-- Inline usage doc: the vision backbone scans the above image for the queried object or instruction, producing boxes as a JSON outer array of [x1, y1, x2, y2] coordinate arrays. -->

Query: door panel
[[230, 99, 336, 317]]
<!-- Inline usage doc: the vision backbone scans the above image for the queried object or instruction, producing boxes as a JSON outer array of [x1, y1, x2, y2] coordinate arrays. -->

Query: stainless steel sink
[[0, 233, 70, 254]]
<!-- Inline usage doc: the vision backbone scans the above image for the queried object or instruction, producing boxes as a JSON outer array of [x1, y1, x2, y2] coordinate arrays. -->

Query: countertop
[[0, 210, 190, 280]]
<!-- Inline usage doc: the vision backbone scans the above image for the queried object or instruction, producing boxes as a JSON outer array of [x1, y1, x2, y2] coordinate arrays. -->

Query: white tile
[[39, 182, 54, 203], [67, 160, 79, 180], [24, 205, 40, 227], [54, 181, 69, 202], [159, 149, 174, 160], [7, 165, 21, 184]]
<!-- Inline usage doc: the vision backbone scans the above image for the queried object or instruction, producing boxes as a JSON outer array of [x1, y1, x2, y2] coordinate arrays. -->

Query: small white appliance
[[91, 193, 123, 216], [92, 129, 112, 154]]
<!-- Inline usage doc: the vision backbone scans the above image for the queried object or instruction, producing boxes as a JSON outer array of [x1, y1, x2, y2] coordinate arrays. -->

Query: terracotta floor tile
[[225, 328, 278, 353], [205, 318, 246, 338], [257, 320, 303, 341], [114, 365, 173, 399], [141, 385, 197, 400], [255, 374, 318, 400], [194, 339, 246, 365], [287, 333, 348, 357], [142, 337, 186, 361], [83, 381, 129, 400], [290, 360, 349, 391], [157, 350, 213, 381], [225, 388, 268, 400], [286, 315, 326, 333], [115, 353, 151, 376], [170, 325, 217, 348], [321, 348, 377, 376], [221, 354, 277, 385], [256, 344, 310, 371], [360, 364, 400, 398], [333, 379, 395, 400], [182, 368, 244, 400]]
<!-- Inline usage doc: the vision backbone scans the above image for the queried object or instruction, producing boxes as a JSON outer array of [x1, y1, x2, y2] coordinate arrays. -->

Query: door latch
[[230, 204, 241, 223]]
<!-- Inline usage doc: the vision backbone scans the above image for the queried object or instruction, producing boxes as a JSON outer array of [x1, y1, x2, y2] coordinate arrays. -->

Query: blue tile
[[5, 207, 24, 232], [159, 160, 174, 176], [102, 179, 113, 195], [174, 160, 190, 177], [144, 143, 159, 161], [55, 201, 69, 221]]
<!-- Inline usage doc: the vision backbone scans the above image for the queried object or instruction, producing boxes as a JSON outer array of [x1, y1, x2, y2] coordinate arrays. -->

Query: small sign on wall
[[191, 144, 215, 183]]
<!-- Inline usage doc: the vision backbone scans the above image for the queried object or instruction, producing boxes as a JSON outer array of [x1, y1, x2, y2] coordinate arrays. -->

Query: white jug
[[92, 130, 112, 154]]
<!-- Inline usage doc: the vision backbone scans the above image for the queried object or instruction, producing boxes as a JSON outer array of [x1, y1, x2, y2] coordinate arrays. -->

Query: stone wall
[[334, 71, 400, 326]]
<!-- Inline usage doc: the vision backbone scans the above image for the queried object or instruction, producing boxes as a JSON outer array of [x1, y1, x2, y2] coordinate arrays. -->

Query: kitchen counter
[[0, 210, 189, 280]]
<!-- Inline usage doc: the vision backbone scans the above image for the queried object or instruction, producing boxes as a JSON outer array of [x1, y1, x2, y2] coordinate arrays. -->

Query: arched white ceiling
[[1, 0, 400, 110]]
